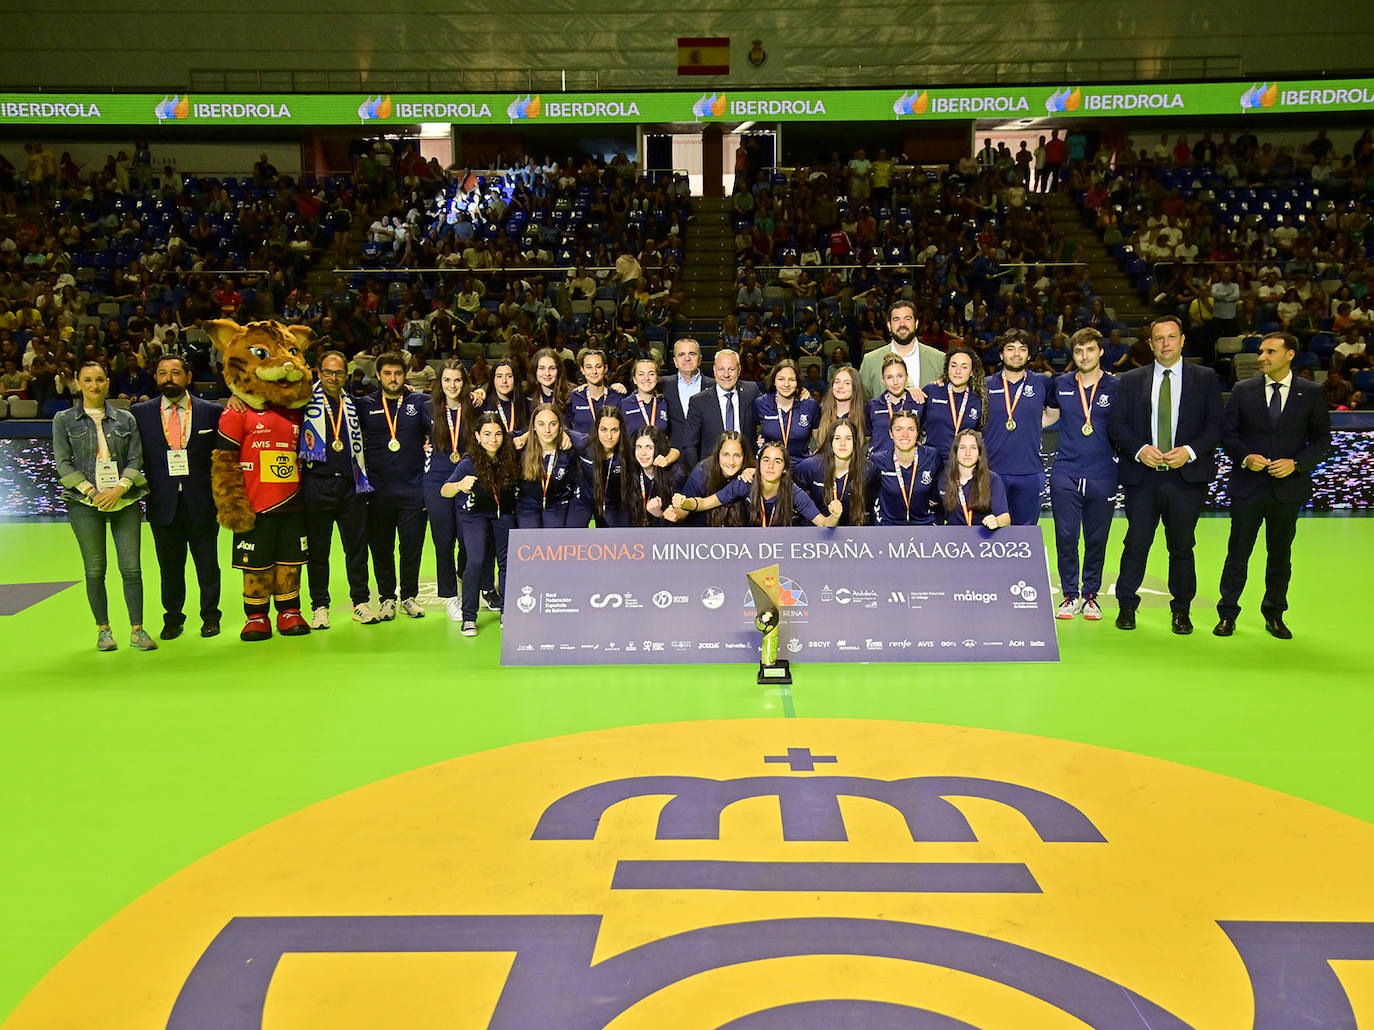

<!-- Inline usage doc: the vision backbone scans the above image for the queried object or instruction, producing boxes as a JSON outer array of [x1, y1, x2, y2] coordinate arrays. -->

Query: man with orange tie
[[1214, 331, 1330, 639], [1108, 316, 1223, 634], [131, 355, 223, 639]]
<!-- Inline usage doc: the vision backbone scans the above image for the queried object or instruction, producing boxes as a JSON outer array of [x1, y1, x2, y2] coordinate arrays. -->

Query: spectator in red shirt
[[215, 279, 243, 318], [827, 227, 852, 264], [1043, 131, 1067, 192]]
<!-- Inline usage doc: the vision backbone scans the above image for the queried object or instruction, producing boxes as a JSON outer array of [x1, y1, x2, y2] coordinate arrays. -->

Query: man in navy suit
[[659, 337, 714, 460], [131, 355, 224, 639], [1214, 332, 1331, 639], [683, 348, 760, 469], [1108, 315, 1224, 633]]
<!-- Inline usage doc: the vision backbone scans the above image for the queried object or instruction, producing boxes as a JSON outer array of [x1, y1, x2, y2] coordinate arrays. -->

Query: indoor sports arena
[[2, 8, 1373, 1027]]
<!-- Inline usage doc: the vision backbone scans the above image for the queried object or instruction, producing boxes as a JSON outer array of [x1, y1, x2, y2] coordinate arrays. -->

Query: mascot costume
[[206, 319, 315, 641]]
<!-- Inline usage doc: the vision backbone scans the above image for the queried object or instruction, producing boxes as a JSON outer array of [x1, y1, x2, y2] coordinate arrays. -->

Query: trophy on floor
[[748, 564, 792, 684]]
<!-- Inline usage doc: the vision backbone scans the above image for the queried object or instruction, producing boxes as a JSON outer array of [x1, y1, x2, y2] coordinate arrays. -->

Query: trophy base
[[758, 659, 792, 685]]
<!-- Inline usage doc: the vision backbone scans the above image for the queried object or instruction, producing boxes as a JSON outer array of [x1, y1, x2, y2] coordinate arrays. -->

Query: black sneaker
[[482, 590, 502, 611]]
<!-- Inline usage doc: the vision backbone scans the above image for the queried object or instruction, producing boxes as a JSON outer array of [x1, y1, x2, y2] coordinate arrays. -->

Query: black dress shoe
[[200, 623, 221, 638], [1171, 612, 1193, 635], [1213, 617, 1236, 637], [160, 622, 184, 641], [1115, 607, 1136, 630], [1264, 615, 1292, 640]]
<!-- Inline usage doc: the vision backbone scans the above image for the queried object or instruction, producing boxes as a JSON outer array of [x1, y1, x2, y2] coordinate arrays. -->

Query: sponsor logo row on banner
[[3, 79, 1373, 125]]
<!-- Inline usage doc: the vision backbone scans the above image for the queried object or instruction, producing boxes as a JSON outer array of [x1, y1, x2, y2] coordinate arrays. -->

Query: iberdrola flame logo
[[892, 90, 928, 117], [1045, 86, 1082, 114], [506, 95, 541, 120], [691, 93, 728, 119], [1240, 82, 1278, 111], [357, 95, 392, 122], [154, 95, 190, 122]]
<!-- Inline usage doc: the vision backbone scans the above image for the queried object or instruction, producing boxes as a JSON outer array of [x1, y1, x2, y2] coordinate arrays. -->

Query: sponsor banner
[[4, 79, 1373, 126], [500, 526, 1058, 666]]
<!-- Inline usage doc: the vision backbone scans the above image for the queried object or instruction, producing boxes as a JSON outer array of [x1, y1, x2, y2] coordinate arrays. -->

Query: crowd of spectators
[[0, 139, 695, 414], [4, 128, 1372, 416], [1068, 128, 1374, 406], [714, 146, 1135, 392]]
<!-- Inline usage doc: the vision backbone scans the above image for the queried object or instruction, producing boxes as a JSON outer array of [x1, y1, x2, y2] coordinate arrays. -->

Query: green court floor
[[0, 514, 1368, 1022]]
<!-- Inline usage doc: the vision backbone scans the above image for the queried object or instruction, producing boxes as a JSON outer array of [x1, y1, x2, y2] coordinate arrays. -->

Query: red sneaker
[[240, 614, 272, 641], [276, 609, 310, 636]]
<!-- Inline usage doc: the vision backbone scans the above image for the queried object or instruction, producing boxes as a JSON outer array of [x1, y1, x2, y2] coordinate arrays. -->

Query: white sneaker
[[378, 599, 397, 621], [444, 596, 463, 622], [461, 620, 478, 636], [310, 606, 331, 630], [1081, 596, 1104, 621], [1056, 597, 1082, 620], [400, 597, 425, 619], [352, 602, 380, 625]]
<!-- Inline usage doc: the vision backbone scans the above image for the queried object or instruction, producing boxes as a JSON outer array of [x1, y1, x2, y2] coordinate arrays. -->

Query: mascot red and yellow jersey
[[216, 405, 304, 513]]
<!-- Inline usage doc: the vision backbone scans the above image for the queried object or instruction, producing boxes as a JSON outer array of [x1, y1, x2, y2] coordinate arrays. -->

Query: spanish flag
[[678, 37, 730, 76]]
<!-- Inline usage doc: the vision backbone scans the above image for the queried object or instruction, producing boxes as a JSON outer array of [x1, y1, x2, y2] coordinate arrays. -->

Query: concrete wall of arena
[[7, 1, 1371, 91]]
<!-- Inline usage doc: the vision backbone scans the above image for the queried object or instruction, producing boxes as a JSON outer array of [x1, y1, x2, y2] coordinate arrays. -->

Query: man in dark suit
[[1214, 332, 1331, 639], [131, 354, 224, 639], [683, 347, 760, 470], [1108, 315, 1224, 633], [659, 337, 714, 461]]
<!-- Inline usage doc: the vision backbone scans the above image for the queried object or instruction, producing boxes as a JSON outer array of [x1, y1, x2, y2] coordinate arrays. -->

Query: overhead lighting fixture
[[419, 122, 451, 138], [734, 121, 756, 133]]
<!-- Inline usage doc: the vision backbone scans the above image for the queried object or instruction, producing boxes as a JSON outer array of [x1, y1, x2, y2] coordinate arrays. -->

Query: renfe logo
[[357, 95, 392, 122], [154, 95, 190, 122], [692, 93, 728, 118], [1045, 86, 1082, 114], [1240, 82, 1279, 110], [892, 89, 928, 117]]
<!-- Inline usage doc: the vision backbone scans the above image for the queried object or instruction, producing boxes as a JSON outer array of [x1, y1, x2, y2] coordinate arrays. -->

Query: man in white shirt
[[858, 299, 942, 399]]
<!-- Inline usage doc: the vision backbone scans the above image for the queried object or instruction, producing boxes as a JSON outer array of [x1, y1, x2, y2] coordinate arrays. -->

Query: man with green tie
[[1107, 316, 1224, 634]]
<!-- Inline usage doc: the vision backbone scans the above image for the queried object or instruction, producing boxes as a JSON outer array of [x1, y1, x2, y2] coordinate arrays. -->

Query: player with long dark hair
[[754, 358, 821, 460], [814, 364, 868, 455], [674, 441, 841, 528], [921, 345, 987, 475], [517, 402, 583, 528], [524, 346, 571, 416], [939, 429, 1010, 530], [624, 425, 681, 527], [572, 404, 630, 528], [441, 412, 521, 635], [426, 359, 475, 621], [665, 431, 752, 526], [794, 417, 875, 526]]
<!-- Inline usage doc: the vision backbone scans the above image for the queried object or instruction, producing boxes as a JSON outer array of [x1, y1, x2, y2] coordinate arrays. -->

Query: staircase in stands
[[678, 196, 736, 352], [1042, 191, 1151, 330]]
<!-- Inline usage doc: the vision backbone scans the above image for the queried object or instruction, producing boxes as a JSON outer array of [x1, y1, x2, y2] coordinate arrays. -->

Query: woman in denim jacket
[[52, 361, 154, 651]]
